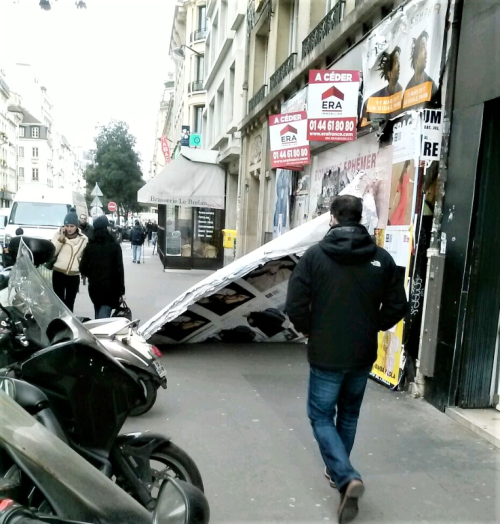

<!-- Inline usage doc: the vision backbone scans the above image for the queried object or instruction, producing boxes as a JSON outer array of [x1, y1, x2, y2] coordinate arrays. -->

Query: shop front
[[138, 148, 226, 271]]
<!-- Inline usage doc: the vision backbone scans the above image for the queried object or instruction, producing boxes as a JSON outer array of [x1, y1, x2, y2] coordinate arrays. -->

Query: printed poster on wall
[[371, 225, 412, 387], [361, 0, 447, 126], [269, 111, 310, 169], [273, 169, 292, 238], [307, 70, 360, 142], [309, 133, 390, 234]]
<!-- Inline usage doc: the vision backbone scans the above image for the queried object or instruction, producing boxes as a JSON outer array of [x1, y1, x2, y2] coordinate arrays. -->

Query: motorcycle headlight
[[153, 478, 209, 524]]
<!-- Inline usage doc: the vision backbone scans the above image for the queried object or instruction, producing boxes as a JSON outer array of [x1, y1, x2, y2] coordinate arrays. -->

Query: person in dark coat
[[79, 213, 94, 286], [130, 220, 146, 263], [80, 215, 125, 319], [286, 195, 408, 523], [146, 220, 153, 246]]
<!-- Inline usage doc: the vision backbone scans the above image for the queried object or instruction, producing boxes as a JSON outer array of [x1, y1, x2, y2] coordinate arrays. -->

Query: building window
[[19, 167, 24, 179], [196, 55, 205, 82], [194, 106, 204, 134], [32, 168, 39, 181], [31, 127, 40, 138], [198, 6, 206, 30], [32, 147, 39, 158], [19, 147, 24, 158], [19, 127, 25, 138]]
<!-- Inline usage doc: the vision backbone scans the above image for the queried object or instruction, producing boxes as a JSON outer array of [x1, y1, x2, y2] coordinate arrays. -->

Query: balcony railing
[[269, 53, 297, 92], [248, 84, 267, 112], [302, 1, 345, 59], [188, 80, 205, 93], [190, 28, 208, 43]]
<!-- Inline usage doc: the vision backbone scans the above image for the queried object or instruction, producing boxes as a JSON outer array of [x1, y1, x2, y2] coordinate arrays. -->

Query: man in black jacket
[[286, 195, 407, 523]]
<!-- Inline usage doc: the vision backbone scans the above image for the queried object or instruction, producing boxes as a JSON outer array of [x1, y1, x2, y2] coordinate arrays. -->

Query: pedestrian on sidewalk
[[79, 215, 125, 319], [131, 220, 146, 263], [51, 207, 88, 312], [79, 213, 94, 286], [286, 195, 408, 524], [152, 221, 158, 245], [146, 220, 153, 246]]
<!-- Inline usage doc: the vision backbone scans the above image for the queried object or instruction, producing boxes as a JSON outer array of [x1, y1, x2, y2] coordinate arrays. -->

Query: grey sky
[[0, 0, 175, 177]]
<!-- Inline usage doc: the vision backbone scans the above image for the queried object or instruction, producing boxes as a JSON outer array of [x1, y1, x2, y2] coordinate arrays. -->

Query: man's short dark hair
[[330, 195, 363, 224]]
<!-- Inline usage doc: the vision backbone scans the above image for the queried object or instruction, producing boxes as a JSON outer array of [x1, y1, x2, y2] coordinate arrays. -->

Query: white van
[[3, 185, 88, 250]]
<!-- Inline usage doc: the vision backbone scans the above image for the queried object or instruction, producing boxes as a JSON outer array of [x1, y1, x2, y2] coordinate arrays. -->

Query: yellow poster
[[370, 225, 412, 387]]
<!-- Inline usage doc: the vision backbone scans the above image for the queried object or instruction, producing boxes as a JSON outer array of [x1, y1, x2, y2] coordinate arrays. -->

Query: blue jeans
[[308, 365, 371, 491], [132, 244, 142, 262], [94, 305, 113, 319]]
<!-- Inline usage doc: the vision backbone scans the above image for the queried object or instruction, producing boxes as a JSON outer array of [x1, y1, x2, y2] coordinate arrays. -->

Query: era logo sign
[[280, 124, 297, 144], [322, 86, 344, 110]]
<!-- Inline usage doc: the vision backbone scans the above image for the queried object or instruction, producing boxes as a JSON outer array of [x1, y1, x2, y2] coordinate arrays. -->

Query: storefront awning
[[138, 148, 225, 209]]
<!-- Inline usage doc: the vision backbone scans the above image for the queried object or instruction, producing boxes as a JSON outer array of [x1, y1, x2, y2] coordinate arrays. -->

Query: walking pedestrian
[[152, 220, 158, 245], [130, 220, 146, 263], [79, 213, 94, 286], [79, 215, 125, 319], [146, 220, 153, 246], [51, 207, 88, 312], [286, 195, 408, 523]]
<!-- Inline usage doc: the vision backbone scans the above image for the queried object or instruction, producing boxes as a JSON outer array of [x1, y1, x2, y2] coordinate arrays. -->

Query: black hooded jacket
[[286, 223, 408, 371]]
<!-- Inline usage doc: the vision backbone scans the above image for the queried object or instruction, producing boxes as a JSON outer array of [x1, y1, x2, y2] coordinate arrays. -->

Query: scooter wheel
[[150, 442, 204, 496], [129, 375, 158, 416]]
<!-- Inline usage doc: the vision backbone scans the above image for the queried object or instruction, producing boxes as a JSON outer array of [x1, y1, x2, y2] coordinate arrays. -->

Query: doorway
[[456, 98, 500, 408]]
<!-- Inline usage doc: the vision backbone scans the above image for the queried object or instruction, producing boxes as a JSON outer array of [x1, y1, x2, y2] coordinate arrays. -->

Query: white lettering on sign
[[272, 113, 303, 125], [421, 109, 443, 161], [315, 72, 353, 82]]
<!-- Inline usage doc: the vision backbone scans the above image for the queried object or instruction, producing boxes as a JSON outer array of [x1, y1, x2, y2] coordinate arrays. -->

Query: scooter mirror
[[0, 377, 16, 399], [153, 477, 210, 524], [8, 237, 55, 267]]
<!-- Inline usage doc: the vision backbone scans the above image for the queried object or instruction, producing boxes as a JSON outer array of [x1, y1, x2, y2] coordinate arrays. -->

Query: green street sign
[[190, 133, 202, 148]]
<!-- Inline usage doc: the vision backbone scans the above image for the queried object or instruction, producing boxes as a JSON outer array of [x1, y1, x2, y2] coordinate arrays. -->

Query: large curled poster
[[360, 0, 447, 126]]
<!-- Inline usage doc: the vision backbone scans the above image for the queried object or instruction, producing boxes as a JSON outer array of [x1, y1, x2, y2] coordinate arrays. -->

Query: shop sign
[[361, 0, 447, 125], [420, 108, 443, 161], [161, 135, 171, 164], [269, 111, 310, 169], [190, 133, 202, 148], [307, 70, 360, 142], [181, 125, 190, 147]]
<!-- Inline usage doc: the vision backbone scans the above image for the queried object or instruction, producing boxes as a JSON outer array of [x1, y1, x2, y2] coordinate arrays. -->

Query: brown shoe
[[338, 479, 364, 523]]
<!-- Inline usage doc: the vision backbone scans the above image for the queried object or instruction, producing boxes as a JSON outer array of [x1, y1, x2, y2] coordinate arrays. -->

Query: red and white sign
[[307, 70, 360, 142], [108, 201, 117, 213], [269, 111, 310, 169], [160, 135, 171, 164]]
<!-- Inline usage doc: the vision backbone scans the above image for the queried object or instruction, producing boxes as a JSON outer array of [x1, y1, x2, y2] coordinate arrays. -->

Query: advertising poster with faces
[[152, 257, 304, 345], [360, 0, 446, 126]]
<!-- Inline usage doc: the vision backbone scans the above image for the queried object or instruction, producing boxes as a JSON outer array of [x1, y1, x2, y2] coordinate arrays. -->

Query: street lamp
[[171, 45, 203, 60]]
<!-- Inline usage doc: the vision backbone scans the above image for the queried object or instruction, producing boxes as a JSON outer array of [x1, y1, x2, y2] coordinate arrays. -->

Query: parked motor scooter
[[0, 379, 210, 523], [0, 239, 204, 510], [0, 236, 166, 416], [82, 317, 167, 416]]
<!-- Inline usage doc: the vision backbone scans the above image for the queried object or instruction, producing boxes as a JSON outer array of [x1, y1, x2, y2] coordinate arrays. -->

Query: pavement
[[76, 243, 500, 523], [123, 342, 500, 524]]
